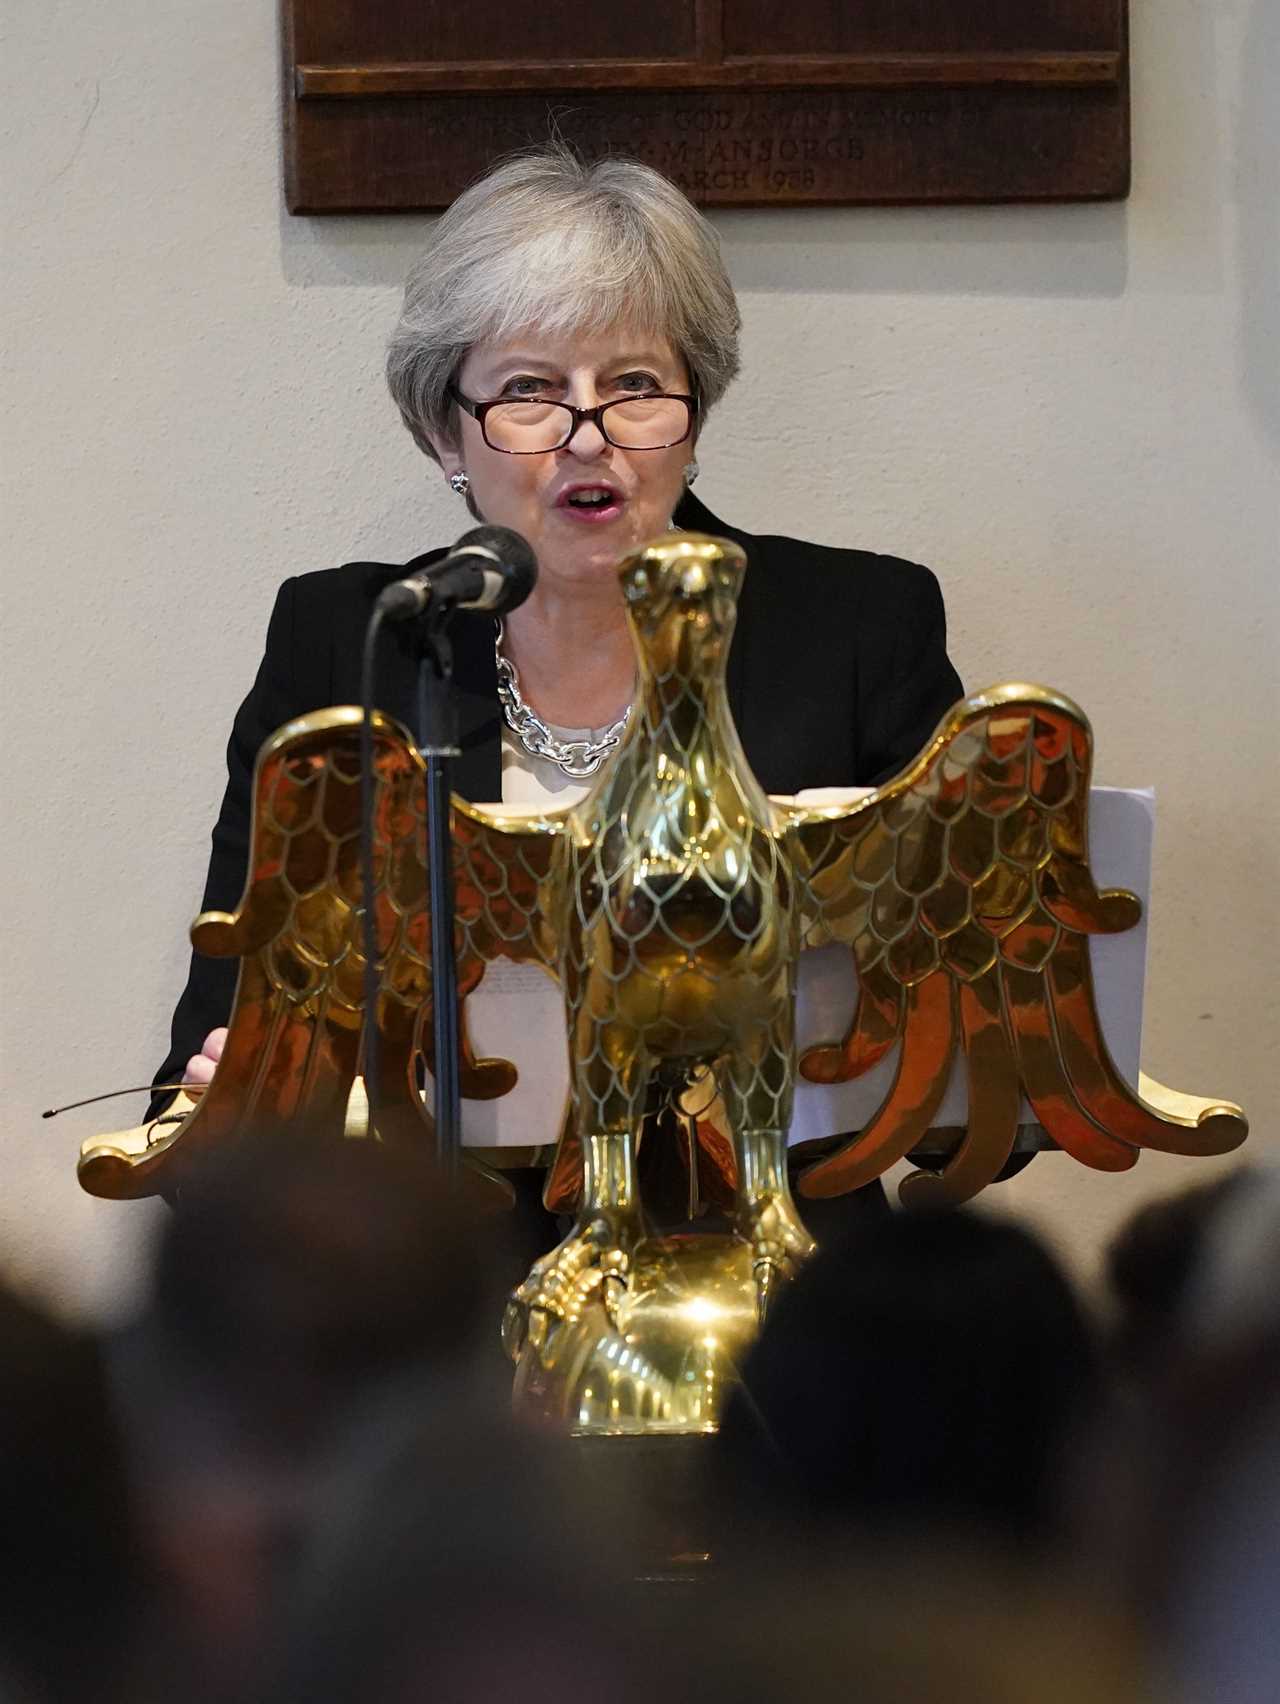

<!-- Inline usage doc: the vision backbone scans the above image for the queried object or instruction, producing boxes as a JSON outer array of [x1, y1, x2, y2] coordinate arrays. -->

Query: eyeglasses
[[448, 385, 697, 454]]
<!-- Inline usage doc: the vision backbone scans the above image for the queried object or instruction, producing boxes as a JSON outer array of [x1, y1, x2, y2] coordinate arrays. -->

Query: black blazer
[[151, 492, 962, 1095]]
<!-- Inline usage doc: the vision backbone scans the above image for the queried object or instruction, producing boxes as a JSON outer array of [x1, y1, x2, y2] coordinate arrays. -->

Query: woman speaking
[[157, 146, 962, 1241]]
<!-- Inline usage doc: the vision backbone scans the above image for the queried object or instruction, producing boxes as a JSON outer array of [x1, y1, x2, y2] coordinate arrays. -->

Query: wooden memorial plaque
[[282, 1, 1129, 212]]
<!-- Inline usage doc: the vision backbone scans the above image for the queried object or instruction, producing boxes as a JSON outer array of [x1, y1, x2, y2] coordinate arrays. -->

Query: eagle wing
[[780, 685, 1247, 1207], [78, 710, 572, 1201]]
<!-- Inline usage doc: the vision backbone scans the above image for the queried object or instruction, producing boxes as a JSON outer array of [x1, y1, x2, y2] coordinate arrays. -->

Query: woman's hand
[[184, 1027, 227, 1088]]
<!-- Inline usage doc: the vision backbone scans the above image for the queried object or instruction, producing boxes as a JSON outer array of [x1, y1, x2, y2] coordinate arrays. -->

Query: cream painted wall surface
[[3, 2, 1277, 1320]]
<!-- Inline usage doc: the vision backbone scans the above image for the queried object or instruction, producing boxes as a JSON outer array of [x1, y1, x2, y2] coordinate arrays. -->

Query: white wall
[[4, 1, 1277, 1320]]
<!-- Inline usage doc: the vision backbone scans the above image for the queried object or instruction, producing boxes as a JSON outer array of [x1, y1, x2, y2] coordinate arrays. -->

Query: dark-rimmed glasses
[[448, 385, 697, 454]]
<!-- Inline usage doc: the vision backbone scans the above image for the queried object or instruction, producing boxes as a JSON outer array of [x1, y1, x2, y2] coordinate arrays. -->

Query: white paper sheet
[[448, 787, 1154, 1149]]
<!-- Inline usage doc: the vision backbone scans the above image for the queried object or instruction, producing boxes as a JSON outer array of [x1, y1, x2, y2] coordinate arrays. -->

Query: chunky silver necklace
[[494, 621, 631, 779]]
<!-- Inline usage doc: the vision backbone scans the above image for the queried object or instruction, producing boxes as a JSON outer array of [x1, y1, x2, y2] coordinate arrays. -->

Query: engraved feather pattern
[[78, 708, 438, 1198], [779, 686, 1246, 1205]]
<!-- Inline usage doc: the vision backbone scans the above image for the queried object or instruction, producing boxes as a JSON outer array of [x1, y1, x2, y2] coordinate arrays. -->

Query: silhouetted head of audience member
[[1104, 1168, 1247, 1377], [263, 1407, 656, 1704], [129, 1124, 506, 1460], [111, 1127, 495, 1701], [1104, 1167, 1280, 1704], [715, 1207, 1099, 1556], [0, 1277, 142, 1703]]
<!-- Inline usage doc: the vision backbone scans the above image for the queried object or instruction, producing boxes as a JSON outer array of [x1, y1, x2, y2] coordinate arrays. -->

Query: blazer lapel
[[450, 611, 502, 802]]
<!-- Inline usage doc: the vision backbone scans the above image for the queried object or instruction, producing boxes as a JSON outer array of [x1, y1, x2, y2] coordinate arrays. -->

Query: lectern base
[[511, 1233, 759, 1436]]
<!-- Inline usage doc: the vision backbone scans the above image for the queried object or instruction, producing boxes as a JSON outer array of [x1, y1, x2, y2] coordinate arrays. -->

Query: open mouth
[[557, 484, 624, 521]]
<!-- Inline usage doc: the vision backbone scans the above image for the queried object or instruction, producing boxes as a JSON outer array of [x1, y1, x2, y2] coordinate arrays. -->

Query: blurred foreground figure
[[108, 1131, 495, 1702], [678, 1557, 1151, 1704], [0, 1279, 141, 1703], [1104, 1168, 1247, 1378], [275, 1505, 1151, 1704], [1105, 1166, 1279, 1704], [265, 1411, 656, 1704], [715, 1208, 1098, 1556]]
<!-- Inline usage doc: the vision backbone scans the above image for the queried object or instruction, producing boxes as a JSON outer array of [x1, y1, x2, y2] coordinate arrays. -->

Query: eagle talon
[[505, 1212, 640, 1362], [740, 1200, 816, 1273], [737, 1192, 816, 1322]]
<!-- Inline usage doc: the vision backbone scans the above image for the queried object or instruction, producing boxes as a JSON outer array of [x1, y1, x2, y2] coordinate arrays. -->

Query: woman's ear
[[426, 431, 464, 480]]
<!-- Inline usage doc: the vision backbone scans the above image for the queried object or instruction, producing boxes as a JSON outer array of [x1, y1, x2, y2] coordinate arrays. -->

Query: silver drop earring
[[449, 470, 471, 497], [682, 460, 700, 487]]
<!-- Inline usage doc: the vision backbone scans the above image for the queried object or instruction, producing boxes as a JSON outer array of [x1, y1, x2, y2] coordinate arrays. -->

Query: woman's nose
[[562, 413, 610, 460]]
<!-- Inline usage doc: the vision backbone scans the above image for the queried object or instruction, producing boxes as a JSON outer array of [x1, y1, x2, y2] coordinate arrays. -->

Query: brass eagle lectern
[[80, 534, 1247, 1434]]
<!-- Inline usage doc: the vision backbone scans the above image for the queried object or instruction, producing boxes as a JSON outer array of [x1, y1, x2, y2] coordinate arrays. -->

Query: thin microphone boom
[[44, 1083, 199, 1118]]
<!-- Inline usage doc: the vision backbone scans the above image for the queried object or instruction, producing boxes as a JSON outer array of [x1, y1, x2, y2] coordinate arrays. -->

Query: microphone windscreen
[[455, 525, 538, 613]]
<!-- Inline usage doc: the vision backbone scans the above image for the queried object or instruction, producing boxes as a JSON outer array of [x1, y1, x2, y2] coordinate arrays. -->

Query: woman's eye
[[616, 371, 661, 393], [502, 375, 556, 397]]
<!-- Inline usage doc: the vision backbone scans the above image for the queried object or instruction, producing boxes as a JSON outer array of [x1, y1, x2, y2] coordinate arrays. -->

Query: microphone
[[376, 525, 538, 621]]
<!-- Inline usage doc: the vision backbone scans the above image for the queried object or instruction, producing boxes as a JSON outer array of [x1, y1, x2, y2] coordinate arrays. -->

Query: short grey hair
[[386, 147, 741, 463]]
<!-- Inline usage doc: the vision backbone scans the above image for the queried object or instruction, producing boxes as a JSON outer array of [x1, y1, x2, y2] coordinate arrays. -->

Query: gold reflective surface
[[79, 533, 1248, 1435], [513, 1233, 759, 1436], [502, 535, 816, 1368], [77, 707, 530, 1208], [780, 685, 1246, 1206]]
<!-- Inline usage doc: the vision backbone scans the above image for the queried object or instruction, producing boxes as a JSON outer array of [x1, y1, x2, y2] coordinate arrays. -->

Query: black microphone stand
[[360, 527, 535, 1172], [413, 608, 464, 1177]]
